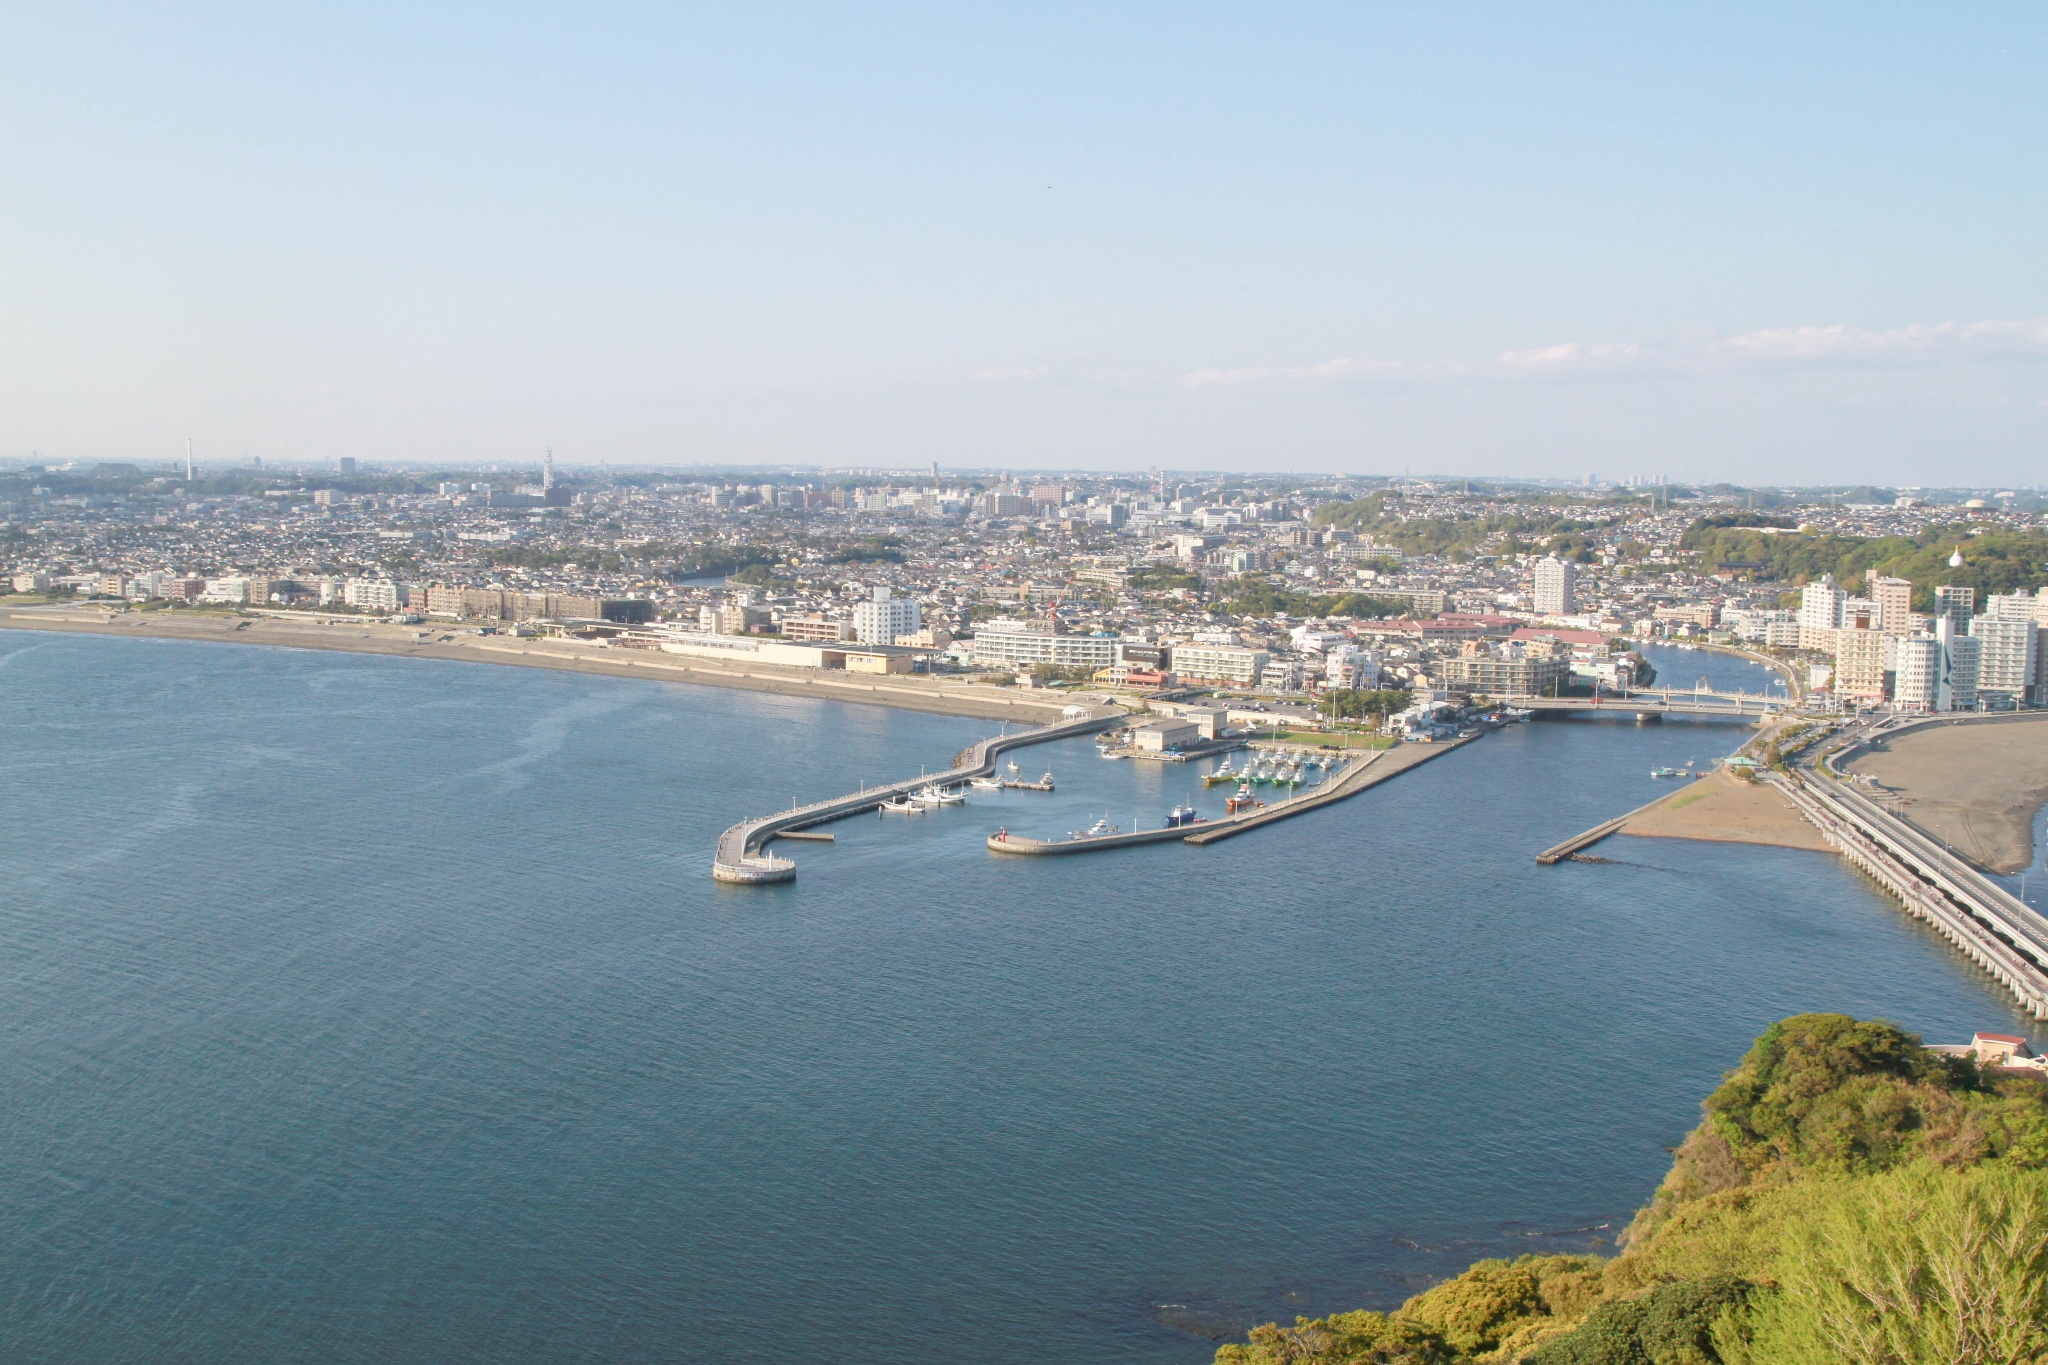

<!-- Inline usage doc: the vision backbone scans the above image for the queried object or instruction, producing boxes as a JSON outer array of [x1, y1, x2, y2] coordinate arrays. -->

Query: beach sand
[[1617, 768, 1831, 852], [1841, 717, 2048, 874], [0, 606, 1075, 725]]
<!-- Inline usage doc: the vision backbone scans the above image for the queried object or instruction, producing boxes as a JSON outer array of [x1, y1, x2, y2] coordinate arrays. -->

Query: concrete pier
[[986, 734, 1478, 858], [711, 711, 1120, 883], [1534, 815, 1631, 865]]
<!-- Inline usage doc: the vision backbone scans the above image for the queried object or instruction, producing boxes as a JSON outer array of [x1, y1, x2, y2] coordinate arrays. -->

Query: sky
[[3, 4, 2044, 484]]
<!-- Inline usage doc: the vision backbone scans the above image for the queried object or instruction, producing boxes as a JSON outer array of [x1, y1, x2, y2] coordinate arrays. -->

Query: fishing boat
[[970, 776, 1004, 791], [880, 797, 923, 813], [1068, 816, 1121, 838], [1203, 760, 1236, 786], [1225, 783, 1260, 813], [1007, 760, 1020, 774], [1164, 801, 1205, 828], [915, 784, 965, 805]]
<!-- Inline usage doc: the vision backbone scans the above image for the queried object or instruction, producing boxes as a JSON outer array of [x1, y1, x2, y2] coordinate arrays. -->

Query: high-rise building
[[1970, 614, 2036, 703], [1893, 635, 1942, 711], [1532, 557, 1575, 615], [1939, 617, 1980, 712], [1933, 584, 1975, 635], [852, 585, 919, 644], [1798, 575, 1846, 632], [337, 456, 358, 475], [1831, 627, 1891, 702], [1869, 576, 1913, 633]]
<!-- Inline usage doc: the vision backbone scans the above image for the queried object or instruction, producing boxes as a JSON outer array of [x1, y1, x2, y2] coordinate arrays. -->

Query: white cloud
[[1717, 319, 2048, 365], [1180, 317, 2048, 393], [973, 366, 1050, 381]]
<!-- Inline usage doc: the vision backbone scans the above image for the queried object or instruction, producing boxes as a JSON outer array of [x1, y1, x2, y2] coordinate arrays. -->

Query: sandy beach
[[1616, 767, 1832, 852], [0, 606, 1077, 725], [1842, 716, 2048, 874]]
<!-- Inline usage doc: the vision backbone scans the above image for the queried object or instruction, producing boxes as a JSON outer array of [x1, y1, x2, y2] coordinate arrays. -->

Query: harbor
[[987, 733, 1480, 857], [712, 710, 1118, 882], [715, 711, 1492, 880]]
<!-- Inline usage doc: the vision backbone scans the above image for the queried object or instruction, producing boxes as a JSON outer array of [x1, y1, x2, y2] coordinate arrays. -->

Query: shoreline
[[0, 607, 1076, 725]]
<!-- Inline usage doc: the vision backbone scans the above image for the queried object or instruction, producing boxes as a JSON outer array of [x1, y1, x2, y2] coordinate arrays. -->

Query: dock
[[712, 711, 1120, 883], [985, 734, 1477, 858]]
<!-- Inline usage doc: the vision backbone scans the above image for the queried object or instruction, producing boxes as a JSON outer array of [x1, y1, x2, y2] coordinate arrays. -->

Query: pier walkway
[[712, 711, 1122, 883], [985, 733, 1477, 858]]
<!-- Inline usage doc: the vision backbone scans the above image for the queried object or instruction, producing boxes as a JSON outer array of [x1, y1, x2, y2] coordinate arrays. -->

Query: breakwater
[[985, 734, 1476, 858], [712, 711, 1121, 883]]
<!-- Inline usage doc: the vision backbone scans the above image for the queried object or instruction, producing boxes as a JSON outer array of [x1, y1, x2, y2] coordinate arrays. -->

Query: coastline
[[0, 607, 1076, 724]]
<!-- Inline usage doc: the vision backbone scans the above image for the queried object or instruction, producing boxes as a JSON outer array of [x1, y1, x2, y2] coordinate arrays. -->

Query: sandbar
[[1617, 768, 1831, 853], [0, 606, 1074, 725]]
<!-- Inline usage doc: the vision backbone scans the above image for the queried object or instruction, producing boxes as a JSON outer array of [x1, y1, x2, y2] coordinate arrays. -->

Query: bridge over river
[[1519, 685, 1791, 719]]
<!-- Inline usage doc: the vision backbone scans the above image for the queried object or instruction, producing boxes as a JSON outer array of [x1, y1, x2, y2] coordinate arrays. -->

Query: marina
[[987, 733, 1480, 857]]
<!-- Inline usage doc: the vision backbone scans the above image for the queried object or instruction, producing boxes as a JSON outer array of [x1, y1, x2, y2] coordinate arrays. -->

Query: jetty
[[712, 711, 1120, 883], [985, 733, 1478, 858], [1535, 815, 1631, 865]]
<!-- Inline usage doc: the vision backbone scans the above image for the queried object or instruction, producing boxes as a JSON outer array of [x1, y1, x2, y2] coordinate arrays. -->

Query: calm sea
[[0, 636, 2025, 1363]]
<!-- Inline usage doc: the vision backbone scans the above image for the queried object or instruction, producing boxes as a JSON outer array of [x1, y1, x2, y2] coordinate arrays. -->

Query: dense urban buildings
[[6, 458, 2048, 717]]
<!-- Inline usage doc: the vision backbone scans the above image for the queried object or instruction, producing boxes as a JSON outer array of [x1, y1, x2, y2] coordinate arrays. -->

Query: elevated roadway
[[1781, 714, 2048, 1017]]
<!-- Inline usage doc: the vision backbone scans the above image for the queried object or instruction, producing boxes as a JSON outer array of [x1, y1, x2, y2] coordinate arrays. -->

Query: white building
[[343, 578, 402, 613], [967, 626, 1119, 671], [852, 585, 919, 645], [200, 577, 251, 604], [1171, 642, 1269, 688], [1798, 574, 1846, 632], [1533, 557, 1576, 615], [1970, 615, 2034, 703], [1893, 634, 1942, 711], [1901, 619, 1983, 712]]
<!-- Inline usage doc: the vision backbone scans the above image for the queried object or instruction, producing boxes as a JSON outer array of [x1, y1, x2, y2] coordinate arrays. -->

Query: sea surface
[[0, 635, 2027, 1364]]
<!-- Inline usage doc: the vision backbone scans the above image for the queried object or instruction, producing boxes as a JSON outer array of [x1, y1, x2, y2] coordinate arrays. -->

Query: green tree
[[1215, 1310, 1452, 1365], [1734, 1165, 2048, 1365]]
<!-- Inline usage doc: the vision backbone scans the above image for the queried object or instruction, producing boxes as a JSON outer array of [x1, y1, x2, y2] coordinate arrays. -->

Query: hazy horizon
[[4, 5, 2043, 483]]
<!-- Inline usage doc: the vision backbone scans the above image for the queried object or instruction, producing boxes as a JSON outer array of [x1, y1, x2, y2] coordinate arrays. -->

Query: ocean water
[[0, 635, 2027, 1364]]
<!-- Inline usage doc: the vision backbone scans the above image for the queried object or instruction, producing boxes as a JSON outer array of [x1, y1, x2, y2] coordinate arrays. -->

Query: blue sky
[[3, 4, 2043, 483]]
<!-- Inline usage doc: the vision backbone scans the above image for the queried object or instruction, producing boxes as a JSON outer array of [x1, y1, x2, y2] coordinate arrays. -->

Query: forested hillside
[[1220, 1014, 2048, 1365], [1680, 521, 2048, 609]]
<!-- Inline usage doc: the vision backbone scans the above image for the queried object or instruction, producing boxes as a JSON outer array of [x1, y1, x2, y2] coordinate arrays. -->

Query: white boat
[[970, 776, 1004, 791], [1069, 816, 1121, 838], [1007, 760, 1020, 774], [880, 797, 923, 813], [927, 785, 966, 805]]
